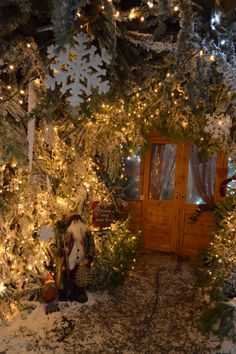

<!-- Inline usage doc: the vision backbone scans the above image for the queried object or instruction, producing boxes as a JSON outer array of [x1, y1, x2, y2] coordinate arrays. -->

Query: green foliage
[[50, 0, 81, 47], [196, 193, 236, 342], [214, 196, 235, 227], [2, 138, 28, 162], [199, 302, 235, 339], [92, 220, 140, 290], [194, 249, 212, 289], [0, 0, 32, 38]]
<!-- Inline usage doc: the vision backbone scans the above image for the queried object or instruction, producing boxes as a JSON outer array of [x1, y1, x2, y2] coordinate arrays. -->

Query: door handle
[[175, 190, 178, 199]]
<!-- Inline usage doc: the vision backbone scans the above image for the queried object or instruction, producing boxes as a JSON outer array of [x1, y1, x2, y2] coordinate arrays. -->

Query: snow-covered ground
[[0, 293, 107, 354], [0, 252, 234, 354]]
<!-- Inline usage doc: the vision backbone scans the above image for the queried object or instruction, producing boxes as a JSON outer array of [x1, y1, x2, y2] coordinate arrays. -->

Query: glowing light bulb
[[0, 282, 6, 293], [9, 64, 14, 70], [140, 16, 145, 22], [26, 43, 31, 48], [115, 11, 120, 17], [148, 1, 153, 8], [209, 55, 215, 61], [129, 10, 135, 19], [20, 89, 25, 95], [174, 6, 179, 11]]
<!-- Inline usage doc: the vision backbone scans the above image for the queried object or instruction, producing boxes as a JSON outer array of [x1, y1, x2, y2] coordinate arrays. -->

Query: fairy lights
[[147, 1, 154, 8], [129, 9, 136, 20], [209, 55, 215, 61]]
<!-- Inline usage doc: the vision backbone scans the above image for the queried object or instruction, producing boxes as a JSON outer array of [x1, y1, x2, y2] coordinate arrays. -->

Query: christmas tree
[[197, 185, 236, 340], [0, 0, 236, 329], [0, 122, 139, 318]]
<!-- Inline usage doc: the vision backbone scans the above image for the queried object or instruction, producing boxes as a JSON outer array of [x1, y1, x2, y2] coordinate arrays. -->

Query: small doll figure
[[64, 214, 95, 303], [42, 273, 60, 314]]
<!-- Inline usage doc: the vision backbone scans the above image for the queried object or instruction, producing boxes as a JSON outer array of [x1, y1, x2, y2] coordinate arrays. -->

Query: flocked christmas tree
[[0, 118, 139, 319], [0, 0, 236, 334]]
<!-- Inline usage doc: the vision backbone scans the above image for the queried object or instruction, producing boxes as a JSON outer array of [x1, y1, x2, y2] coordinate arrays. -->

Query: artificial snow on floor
[[0, 252, 234, 354]]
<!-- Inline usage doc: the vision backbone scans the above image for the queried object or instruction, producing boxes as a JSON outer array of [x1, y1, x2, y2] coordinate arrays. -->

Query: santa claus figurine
[[64, 214, 95, 303]]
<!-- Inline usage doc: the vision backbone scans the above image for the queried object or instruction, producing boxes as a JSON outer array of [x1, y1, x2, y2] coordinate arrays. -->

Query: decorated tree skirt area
[[0, 252, 233, 354]]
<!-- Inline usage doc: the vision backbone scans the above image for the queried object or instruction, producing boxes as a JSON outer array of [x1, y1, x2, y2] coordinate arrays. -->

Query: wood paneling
[[181, 205, 215, 258], [141, 200, 174, 252], [126, 200, 142, 233]]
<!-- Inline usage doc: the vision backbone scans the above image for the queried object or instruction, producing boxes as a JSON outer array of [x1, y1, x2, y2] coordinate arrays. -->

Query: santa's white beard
[[67, 220, 85, 243], [67, 220, 87, 270]]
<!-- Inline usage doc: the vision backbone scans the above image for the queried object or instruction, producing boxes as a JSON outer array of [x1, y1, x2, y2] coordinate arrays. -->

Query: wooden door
[[125, 134, 226, 258], [140, 135, 187, 254]]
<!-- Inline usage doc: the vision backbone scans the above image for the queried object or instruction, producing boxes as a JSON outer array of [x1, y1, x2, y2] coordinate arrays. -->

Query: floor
[[0, 252, 227, 353]]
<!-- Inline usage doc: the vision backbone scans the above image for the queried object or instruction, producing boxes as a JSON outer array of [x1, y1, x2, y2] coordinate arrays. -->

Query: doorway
[[125, 134, 226, 258]]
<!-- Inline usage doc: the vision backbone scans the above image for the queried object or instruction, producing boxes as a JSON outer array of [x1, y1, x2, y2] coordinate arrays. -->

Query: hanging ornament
[[46, 175, 52, 193], [27, 82, 37, 173], [45, 31, 112, 107], [44, 123, 55, 147]]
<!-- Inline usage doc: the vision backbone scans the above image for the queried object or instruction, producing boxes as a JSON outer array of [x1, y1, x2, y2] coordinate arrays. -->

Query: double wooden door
[[126, 134, 226, 258]]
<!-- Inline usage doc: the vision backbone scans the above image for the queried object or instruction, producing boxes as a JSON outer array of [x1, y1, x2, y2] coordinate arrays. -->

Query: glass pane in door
[[149, 144, 177, 200], [123, 148, 141, 200], [186, 146, 216, 206], [227, 155, 236, 195]]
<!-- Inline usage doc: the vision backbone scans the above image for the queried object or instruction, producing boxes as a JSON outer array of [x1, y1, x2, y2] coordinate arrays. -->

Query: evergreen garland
[[196, 194, 236, 341], [92, 220, 140, 290]]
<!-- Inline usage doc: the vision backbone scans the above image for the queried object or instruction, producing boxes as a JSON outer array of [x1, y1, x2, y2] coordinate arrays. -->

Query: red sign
[[92, 201, 113, 228]]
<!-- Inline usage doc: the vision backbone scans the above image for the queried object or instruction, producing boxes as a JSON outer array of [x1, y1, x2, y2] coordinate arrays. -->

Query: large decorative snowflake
[[45, 32, 112, 107], [204, 113, 232, 142]]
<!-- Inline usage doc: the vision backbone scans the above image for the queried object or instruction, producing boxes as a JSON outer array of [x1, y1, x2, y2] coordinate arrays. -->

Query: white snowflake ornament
[[204, 113, 232, 142], [38, 225, 53, 242], [45, 32, 112, 107]]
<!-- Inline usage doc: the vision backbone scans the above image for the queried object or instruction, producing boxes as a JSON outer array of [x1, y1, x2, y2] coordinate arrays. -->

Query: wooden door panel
[[181, 206, 215, 258], [141, 200, 174, 252]]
